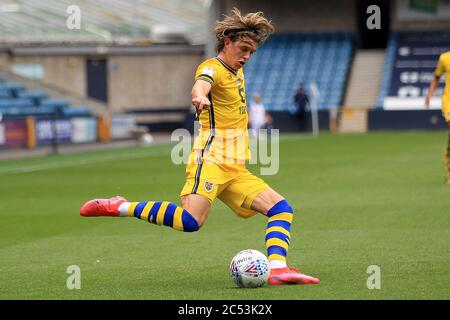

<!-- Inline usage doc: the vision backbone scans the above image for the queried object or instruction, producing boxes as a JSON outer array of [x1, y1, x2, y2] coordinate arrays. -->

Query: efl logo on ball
[[229, 249, 270, 288]]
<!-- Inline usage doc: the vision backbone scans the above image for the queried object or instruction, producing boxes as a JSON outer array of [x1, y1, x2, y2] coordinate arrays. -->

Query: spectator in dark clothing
[[294, 85, 310, 119]]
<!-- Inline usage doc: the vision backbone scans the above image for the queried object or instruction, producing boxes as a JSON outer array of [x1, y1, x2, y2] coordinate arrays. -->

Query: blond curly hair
[[214, 8, 275, 53]]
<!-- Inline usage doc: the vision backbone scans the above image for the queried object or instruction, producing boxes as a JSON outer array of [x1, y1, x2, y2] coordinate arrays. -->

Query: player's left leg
[[446, 120, 450, 184], [443, 103, 450, 184], [79, 196, 203, 232], [251, 189, 319, 285]]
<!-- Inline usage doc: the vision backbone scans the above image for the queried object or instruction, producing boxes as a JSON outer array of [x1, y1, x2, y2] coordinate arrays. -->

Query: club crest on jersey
[[204, 180, 215, 193], [202, 67, 215, 77]]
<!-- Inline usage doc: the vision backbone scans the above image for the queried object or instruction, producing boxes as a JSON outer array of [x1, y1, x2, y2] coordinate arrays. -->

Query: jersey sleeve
[[435, 54, 446, 77], [195, 62, 220, 86]]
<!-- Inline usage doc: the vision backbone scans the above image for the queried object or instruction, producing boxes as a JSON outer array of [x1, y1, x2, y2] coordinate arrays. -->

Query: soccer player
[[425, 50, 450, 184], [80, 8, 320, 285]]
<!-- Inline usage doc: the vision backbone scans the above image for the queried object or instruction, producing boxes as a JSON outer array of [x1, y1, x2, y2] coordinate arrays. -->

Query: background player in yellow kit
[[425, 50, 450, 184], [80, 8, 319, 285]]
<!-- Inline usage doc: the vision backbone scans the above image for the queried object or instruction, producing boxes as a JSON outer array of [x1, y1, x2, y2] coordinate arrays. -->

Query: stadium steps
[[337, 108, 368, 133], [343, 49, 385, 108], [0, 67, 108, 116]]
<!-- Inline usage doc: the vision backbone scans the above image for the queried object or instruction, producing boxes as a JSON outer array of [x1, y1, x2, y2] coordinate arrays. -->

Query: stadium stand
[[2, 0, 449, 147], [0, 0, 208, 45], [244, 33, 353, 112], [0, 76, 91, 118], [376, 31, 450, 110], [0, 67, 108, 115]]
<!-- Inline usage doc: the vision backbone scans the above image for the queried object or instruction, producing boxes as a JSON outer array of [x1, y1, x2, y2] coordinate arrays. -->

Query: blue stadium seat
[[0, 82, 25, 97], [0, 107, 21, 116], [0, 90, 11, 99], [39, 98, 68, 109], [0, 98, 34, 108], [34, 106, 58, 116], [245, 32, 353, 111], [61, 106, 91, 117], [18, 91, 48, 106], [0, 79, 92, 118]]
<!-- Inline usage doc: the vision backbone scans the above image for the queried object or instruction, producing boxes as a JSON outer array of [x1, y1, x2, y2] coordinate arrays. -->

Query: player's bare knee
[[251, 189, 286, 214], [192, 212, 206, 229], [181, 195, 210, 230], [181, 205, 208, 230]]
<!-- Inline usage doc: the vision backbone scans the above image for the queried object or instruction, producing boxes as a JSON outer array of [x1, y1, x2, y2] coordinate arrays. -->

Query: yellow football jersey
[[193, 57, 250, 162], [435, 51, 450, 107]]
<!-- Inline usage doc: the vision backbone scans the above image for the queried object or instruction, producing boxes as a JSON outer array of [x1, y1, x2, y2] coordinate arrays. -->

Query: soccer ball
[[140, 133, 154, 145], [229, 249, 270, 288]]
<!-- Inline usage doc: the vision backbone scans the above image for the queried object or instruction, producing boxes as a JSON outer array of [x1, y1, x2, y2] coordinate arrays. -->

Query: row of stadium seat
[[0, 76, 91, 117], [244, 33, 353, 112]]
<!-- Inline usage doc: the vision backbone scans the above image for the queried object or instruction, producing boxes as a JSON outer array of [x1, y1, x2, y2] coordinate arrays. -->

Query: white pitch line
[[0, 150, 171, 175]]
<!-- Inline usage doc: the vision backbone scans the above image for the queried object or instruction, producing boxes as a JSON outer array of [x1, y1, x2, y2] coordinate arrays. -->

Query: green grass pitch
[[0, 131, 449, 300]]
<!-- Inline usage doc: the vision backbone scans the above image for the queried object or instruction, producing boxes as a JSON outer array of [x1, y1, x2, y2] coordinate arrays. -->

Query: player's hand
[[192, 96, 211, 112]]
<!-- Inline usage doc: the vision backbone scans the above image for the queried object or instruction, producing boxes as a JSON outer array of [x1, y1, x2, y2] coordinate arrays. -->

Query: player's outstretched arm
[[425, 75, 440, 108], [191, 80, 212, 113]]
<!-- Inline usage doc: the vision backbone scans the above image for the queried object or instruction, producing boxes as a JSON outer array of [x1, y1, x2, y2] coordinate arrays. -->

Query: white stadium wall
[[4, 46, 204, 112], [7, 54, 85, 98], [108, 54, 203, 112]]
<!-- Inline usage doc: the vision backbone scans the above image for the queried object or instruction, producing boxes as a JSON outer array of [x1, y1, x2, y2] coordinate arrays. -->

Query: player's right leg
[[446, 120, 450, 184], [79, 195, 209, 232], [218, 170, 319, 285], [250, 188, 320, 285]]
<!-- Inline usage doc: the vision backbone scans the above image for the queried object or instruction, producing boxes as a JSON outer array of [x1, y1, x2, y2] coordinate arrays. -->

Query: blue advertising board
[[384, 32, 450, 110], [36, 119, 72, 145]]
